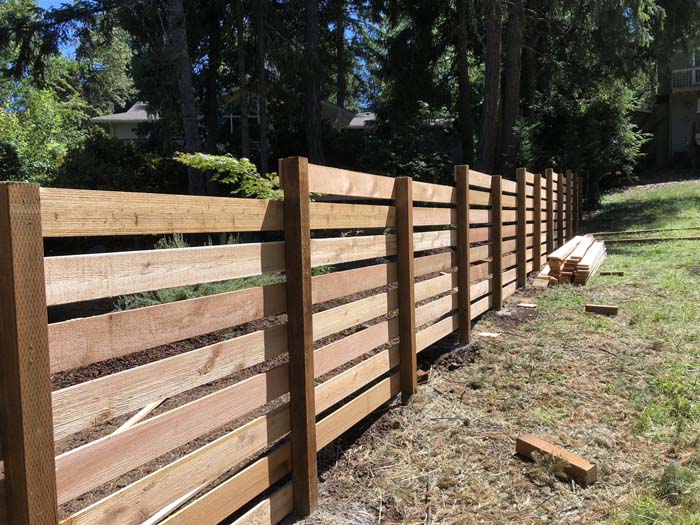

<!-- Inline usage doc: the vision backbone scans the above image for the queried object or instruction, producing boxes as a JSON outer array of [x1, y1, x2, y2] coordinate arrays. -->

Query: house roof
[[90, 102, 159, 124], [346, 112, 377, 129]]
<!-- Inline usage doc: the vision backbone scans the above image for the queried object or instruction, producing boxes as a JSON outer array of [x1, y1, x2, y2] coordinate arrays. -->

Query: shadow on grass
[[582, 194, 700, 233]]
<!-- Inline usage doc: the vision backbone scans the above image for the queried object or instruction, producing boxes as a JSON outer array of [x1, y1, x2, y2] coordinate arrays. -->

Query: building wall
[[111, 122, 141, 140], [670, 94, 699, 156]]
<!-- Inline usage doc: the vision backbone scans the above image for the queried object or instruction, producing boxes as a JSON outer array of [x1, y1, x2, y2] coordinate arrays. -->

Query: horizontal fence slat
[[40, 188, 284, 237], [54, 365, 289, 504], [48, 282, 286, 374], [161, 373, 401, 525], [45, 242, 286, 306], [309, 202, 394, 229], [229, 483, 293, 525], [51, 324, 287, 441]]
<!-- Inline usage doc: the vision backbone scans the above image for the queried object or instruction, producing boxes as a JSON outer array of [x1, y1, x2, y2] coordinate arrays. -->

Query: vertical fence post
[[566, 169, 574, 239], [533, 173, 542, 271], [280, 157, 318, 516], [516, 168, 527, 287], [0, 183, 58, 525], [395, 177, 417, 404], [572, 172, 579, 234], [557, 171, 564, 247], [491, 176, 503, 310], [578, 175, 584, 227], [545, 168, 554, 257], [455, 166, 471, 344]]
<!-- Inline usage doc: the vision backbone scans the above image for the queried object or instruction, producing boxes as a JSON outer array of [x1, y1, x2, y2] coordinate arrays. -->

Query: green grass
[[568, 181, 700, 524]]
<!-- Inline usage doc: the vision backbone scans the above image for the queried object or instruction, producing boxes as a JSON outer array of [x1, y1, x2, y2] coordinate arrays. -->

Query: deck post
[[0, 183, 59, 525], [491, 176, 503, 310], [545, 168, 554, 258], [566, 170, 574, 239], [516, 168, 527, 287], [455, 165, 471, 344], [396, 176, 417, 404], [280, 157, 319, 515], [533, 173, 542, 271], [557, 171, 564, 247]]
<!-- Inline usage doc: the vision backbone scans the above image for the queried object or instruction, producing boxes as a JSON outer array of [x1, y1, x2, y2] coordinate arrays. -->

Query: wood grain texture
[[491, 176, 503, 310], [455, 165, 471, 344], [396, 177, 417, 404], [557, 170, 565, 247], [40, 187, 284, 237], [44, 241, 286, 306], [546, 169, 554, 255], [229, 483, 293, 525], [0, 183, 59, 525], [54, 364, 290, 504], [533, 173, 542, 271], [516, 168, 527, 287], [48, 282, 287, 374], [566, 170, 574, 239], [280, 157, 318, 515]]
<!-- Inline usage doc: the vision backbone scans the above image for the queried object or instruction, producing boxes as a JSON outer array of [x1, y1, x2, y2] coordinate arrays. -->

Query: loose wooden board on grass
[[516, 434, 598, 487]]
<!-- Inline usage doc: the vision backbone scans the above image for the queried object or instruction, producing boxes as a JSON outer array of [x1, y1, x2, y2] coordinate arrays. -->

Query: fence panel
[[0, 159, 580, 525]]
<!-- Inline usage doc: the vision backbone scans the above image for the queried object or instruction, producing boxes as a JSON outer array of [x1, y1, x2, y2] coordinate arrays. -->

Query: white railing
[[672, 66, 700, 91]]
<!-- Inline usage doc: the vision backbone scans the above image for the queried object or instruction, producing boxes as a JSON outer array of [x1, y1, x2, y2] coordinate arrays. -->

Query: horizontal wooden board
[[229, 483, 293, 525], [309, 202, 394, 229], [45, 242, 286, 306], [55, 365, 290, 504], [46, 232, 456, 305], [307, 164, 395, 199], [413, 181, 455, 204], [48, 282, 287, 374], [162, 374, 402, 525], [40, 188, 284, 237]]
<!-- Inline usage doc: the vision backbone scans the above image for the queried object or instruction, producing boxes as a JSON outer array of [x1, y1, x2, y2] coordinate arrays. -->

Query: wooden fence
[[0, 159, 580, 525]]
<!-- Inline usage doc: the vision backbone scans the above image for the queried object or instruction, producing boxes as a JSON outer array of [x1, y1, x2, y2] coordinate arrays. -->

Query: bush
[[0, 140, 23, 180], [55, 127, 187, 193]]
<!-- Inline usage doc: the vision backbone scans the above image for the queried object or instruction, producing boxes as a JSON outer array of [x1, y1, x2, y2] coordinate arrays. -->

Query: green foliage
[[55, 127, 186, 193], [0, 140, 23, 179], [174, 152, 281, 199], [0, 72, 90, 183]]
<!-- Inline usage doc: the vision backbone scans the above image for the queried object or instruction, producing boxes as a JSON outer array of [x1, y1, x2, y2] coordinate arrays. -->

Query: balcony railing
[[672, 66, 700, 91]]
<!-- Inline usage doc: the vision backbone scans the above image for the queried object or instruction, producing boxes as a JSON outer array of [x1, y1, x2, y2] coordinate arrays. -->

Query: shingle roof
[[90, 103, 159, 124]]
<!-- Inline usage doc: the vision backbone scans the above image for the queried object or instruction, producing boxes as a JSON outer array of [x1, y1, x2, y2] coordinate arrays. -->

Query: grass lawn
[[296, 180, 700, 525]]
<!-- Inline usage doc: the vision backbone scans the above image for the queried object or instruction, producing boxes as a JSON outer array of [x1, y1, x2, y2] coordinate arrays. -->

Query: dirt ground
[[291, 288, 651, 525]]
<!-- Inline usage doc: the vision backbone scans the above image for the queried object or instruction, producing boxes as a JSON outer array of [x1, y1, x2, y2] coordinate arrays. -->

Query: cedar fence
[[0, 159, 581, 525]]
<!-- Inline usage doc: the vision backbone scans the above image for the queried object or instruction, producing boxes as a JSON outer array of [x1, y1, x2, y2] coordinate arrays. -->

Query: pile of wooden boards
[[533, 235, 607, 287]]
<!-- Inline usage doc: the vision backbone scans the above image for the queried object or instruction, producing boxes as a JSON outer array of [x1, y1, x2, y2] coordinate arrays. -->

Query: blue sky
[[37, 0, 76, 56]]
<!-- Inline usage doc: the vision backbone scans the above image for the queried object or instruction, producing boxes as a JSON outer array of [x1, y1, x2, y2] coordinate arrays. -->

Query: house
[[654, 45, 700, 166], [89, 102, 158, 140]]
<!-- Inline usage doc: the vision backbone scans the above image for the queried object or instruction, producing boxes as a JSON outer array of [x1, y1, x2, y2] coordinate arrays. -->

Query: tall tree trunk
[[498, 0, 525, 174], [235, 0, 250, 158], [253, 0, 269, 174], [167, 0, 205, 195], [205, 15, 221, 155], [477, 0, 503, 174], [304, 0, 325, 164], [521, 0, 538, 117], [334, 0, 347, 109], [454, 0, 473, 164]]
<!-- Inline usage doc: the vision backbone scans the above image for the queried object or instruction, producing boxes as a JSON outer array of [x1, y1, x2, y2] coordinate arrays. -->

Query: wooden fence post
[[455, 166, 471, 344], [491, 176, 503, 310], [516, 168, 527, 287], [557, 171, 564, 247], [578, 175, 584, 226], [572, 172, 579, 234], [0, 183, 58, 525], [280, 157, 318, 515], [533, 173, 542, 271], [568, 172, 573, 239], [395, 177, 417, 404], [545, 168, 554, 257]]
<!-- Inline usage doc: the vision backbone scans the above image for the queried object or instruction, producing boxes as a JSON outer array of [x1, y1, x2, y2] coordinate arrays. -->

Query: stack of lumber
[[573, 241, 606, 284], [534, 235, 606, 287]]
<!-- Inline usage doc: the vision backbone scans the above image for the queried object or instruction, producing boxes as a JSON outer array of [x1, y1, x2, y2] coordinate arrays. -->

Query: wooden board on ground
[[585, 304, 618, 316], [516, 434, 597, 486]]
